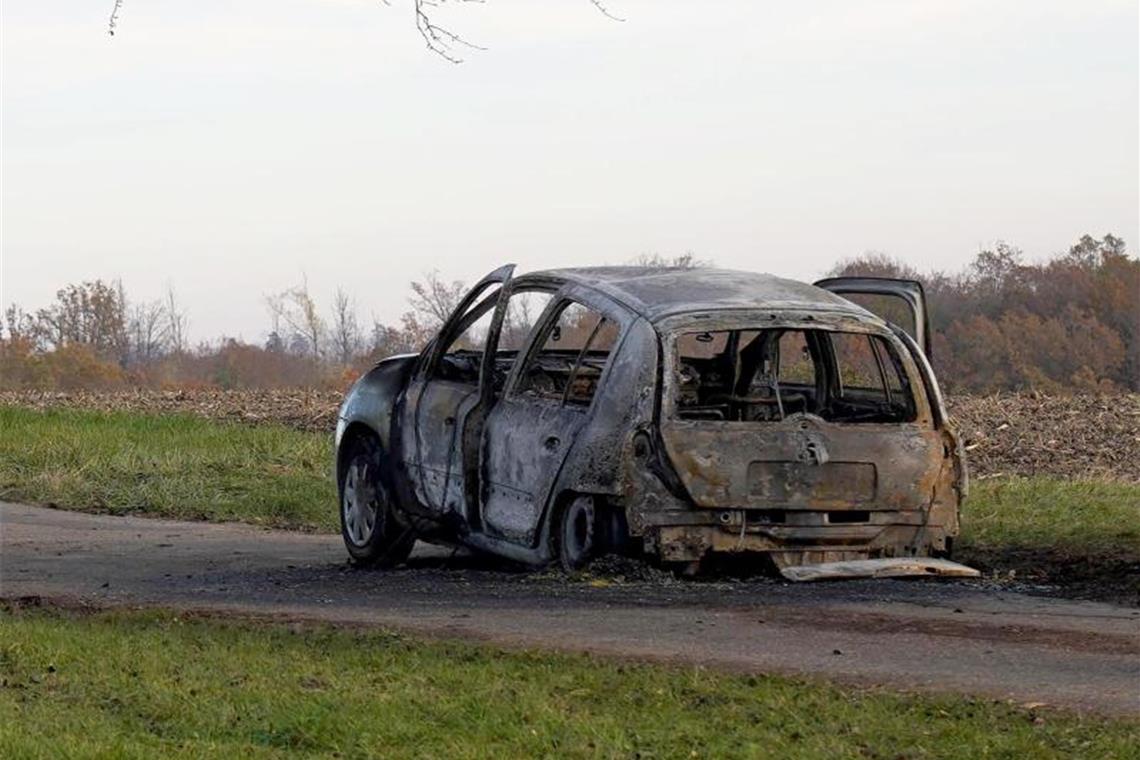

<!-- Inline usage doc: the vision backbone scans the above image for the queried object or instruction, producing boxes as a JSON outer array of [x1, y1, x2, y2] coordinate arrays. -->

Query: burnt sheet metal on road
[[781, 558, 981, 582], [2, 502, 1137, 716]]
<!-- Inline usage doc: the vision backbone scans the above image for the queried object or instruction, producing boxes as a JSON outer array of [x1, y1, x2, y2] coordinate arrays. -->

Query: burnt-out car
[[335, 266, 972, 578]]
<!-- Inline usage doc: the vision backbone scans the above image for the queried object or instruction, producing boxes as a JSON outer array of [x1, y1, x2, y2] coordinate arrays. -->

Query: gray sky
[[2, 0, 1137, 343]]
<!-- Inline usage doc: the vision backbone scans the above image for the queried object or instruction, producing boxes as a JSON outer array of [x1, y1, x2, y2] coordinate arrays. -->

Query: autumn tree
[[31, 280, 129, 363], [831, 236, 1137, 393], [265, 277, 326, 360]]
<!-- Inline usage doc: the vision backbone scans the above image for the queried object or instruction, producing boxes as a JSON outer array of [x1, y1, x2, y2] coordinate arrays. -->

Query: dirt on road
[[3, 502, 1137, 716]]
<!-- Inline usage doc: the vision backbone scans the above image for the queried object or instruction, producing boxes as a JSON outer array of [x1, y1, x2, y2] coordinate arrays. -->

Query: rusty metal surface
[[527, 267, 874, 323], [780, 558, 982, 582]]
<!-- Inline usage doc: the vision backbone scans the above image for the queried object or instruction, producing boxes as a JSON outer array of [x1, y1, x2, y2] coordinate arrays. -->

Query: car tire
[[553, 495, 598, 572], [339, 436, 415, 568]]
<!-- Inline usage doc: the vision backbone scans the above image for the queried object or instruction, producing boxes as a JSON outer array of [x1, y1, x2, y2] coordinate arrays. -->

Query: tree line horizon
[[2, 235, 1135, 395]]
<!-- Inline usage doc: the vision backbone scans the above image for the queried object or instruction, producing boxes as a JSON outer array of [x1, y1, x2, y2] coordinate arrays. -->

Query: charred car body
[[335, 266, 970, 577]]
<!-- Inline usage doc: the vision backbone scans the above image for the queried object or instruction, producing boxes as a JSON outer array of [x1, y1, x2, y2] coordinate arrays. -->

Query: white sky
[[2, 0, 1137, 342]]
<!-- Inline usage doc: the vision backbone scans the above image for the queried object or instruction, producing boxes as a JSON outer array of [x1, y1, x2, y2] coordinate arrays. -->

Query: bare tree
[[265, 276, 326, 359], [127, 299, 170, 365], [408, 270, 467, 328], [3, 305, 36, 344], [164, 285, 189, 355], [330, 288, 362, 365], [630, 251, 711, 269]]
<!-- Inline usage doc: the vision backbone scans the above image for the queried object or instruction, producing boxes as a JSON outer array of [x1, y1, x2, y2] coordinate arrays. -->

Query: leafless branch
[[414, 0, 486, 64], [164, 285, 189, 355], [108, 0, 123, 36], [105, 0, 625, 61], [589, 0, 626, 23]]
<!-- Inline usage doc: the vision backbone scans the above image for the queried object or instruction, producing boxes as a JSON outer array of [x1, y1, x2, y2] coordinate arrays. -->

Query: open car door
[[815, 275, 953, 434], [398, 264, 515, 523], [814, 277, 931, 358]]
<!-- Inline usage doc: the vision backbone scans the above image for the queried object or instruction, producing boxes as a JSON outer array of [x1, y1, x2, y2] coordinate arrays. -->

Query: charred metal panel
[[480, 397, 589, 543], [548, 313, 658, 497], [529, 267, 872, 324], [481, 286, 651, 545], [412, 380, 479, 515], [780, 558, 979, 582], [748, 461, 877, 503], [656, 312, 946, 514], [661, 418, 942, 511], [337, 354, 418, 456]]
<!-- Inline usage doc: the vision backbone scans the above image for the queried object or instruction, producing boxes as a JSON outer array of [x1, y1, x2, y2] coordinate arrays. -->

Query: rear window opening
[[674, 328, 917, 424]]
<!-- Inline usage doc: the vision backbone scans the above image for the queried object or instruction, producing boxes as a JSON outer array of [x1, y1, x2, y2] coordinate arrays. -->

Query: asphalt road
[[2, 502, 1137, 715]]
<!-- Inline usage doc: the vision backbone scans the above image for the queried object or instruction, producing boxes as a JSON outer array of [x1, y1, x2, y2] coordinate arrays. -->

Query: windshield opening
[[674, 327, 917, 423]]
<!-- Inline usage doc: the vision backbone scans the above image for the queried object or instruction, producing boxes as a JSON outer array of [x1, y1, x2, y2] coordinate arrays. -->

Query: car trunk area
[[657, 319, 945, 517]]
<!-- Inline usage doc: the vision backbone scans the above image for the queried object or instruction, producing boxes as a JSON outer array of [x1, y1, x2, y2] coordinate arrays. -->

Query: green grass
[[2, 405, 1137, 569], [1, 606, 1136, 759], [0, 406, 336, 531], [962, 478, 1140, 557], [959, 477, 1140, 600]]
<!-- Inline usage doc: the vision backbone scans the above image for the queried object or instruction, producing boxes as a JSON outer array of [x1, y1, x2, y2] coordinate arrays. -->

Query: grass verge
[[960, 478, 1140, 603], [0, 406, 336, 531], [2, 604, 1137, 759], [2, 405, 1137, 599]]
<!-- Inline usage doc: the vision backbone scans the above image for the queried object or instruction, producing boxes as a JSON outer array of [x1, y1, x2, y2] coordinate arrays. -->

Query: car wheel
[[554, 495, 597, 572], [339, 437, 415, 568]]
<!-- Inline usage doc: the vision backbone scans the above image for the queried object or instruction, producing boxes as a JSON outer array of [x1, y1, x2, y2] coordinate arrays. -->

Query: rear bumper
[[643, 508, 953, 565]]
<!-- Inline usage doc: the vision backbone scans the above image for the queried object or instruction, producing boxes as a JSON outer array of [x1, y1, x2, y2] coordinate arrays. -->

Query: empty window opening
[[433, 288, 501, 384], [675, 328, 916, 423], [516, 301, 618, 406]]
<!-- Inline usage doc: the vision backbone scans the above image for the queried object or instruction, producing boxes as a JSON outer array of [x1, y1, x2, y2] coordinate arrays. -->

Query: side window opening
[[829, 333, 914, 420], [498, 290, 554, 354], [433, 287, 500, 385], [516, 301, 618, 406], [776, 331, 816, 386], [676, 327, 916, 423], [493, 289, 555, 392]]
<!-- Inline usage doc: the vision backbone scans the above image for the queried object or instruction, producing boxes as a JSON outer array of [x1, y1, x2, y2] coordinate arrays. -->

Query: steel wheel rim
[[564, 499, 594, 563], [343, 459, 380, 547]]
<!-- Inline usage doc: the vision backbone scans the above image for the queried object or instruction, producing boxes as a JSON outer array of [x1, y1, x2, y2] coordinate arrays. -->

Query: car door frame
[[462, 277, 563, 531], [814, 276, 932, 359], [477, 283, 631, 547], [396, 264, 515, 527], [813, 278, 965, 509]]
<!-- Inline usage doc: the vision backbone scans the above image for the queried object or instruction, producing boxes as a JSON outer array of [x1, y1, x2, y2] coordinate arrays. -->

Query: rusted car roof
[[525, 267, 873, 323]]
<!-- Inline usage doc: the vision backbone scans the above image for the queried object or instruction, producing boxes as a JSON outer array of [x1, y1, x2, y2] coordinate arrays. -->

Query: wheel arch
[[541, 488, 630, 557], [336, 421, 383, 495]]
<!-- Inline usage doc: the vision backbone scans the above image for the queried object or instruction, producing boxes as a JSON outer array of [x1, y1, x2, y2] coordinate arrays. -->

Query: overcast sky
[[2, 0, 1137, 342]]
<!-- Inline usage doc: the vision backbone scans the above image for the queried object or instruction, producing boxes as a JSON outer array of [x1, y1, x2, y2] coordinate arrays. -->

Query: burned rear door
[[658, 316, 952, 537], [478, 295, 623, 544]]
